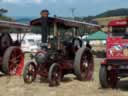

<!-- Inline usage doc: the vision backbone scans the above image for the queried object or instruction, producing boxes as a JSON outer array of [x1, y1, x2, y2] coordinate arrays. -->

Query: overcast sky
[[0, 0, 128, 17]]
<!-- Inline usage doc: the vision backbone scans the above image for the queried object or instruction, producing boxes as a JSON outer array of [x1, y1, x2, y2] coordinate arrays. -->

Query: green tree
[[0, 8, 13, 21], [0, 8, 8, 16]]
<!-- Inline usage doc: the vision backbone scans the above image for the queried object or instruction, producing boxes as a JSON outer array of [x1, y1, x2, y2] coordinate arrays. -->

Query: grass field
[[0, 58, 128, 96]]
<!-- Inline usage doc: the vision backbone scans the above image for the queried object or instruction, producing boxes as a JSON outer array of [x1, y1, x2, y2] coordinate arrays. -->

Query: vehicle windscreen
[[111, 26, 127, 37]]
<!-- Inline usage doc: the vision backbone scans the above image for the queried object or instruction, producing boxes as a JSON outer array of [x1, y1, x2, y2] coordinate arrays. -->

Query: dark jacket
[[40, 17, 50, 43]]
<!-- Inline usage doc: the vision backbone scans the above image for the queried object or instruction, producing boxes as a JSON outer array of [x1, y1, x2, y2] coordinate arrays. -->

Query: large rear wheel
[[2, 46, 24, 75], [74, 47, 94, 81], [0, 33, 12, 56]]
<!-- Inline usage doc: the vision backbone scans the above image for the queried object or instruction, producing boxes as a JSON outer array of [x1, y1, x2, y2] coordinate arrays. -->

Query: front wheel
[[99, 65, 118, 88], [99, 65, 109, 88], [48, 63, 61, 87], [23, 61, 37, 84]]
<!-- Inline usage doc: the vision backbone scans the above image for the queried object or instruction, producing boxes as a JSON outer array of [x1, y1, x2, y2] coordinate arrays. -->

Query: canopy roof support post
[[54, 22, 59, 49], [54, 22, 57, 37], [84, 25, 88, 41], [57, 30, 61, 50], [73, 27, 77, 38]]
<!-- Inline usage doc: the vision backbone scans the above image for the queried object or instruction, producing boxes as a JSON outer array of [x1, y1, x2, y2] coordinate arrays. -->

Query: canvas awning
[[0, 20, 30, 30], [30, 17, 100, 28], [86, 31, 107, 40]]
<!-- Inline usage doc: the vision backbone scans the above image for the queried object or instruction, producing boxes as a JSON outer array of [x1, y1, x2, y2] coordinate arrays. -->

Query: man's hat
[[41, 9, 49, 14]]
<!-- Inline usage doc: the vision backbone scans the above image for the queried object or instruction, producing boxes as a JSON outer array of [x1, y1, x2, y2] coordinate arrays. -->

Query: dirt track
[[0, 59, 128, 96]]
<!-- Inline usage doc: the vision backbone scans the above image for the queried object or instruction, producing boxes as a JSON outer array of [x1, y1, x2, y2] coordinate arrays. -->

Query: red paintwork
[[37, 59, 74, 77], [9, 47, 24, 76], [107, 37, 128, 59], [59, 59, 73, 69], [101, 59, 107, 65], [16, 53, 24, 76], [107, 19, 128, 60], [108, 19, 128, 27], [36, 50, 47, 54]]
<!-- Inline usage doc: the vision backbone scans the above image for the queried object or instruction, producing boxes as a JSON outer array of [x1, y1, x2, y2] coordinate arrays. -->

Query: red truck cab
[[107, 19, 128, 59], [99, 19, 128, 88]]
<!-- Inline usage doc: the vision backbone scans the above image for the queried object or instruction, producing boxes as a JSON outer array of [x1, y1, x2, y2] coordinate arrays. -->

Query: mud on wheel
[[99, 65, 118, 88], [23, 61, 37, 84], [48, 63, 61, 87], [2, 46, 24, 75], [74, 47, 94, 81]]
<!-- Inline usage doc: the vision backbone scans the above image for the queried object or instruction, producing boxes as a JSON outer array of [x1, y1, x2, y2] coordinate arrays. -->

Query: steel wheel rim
[[51, 66, 61, 85], [25, 64, 36, 82], [8, 48, 23, 75], [80, 50, 93, 78], [80, 54, 89, 77]]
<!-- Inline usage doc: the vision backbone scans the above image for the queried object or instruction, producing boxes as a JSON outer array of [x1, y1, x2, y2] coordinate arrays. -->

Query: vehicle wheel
[[0, 33, 12, 48], [0, 33, 12, 56], [23, 61, 37, 84], [109, 70, 118, 88], [74, 47, 94, 81], [99, 65, 109, 88], [2, 46, 24, 75], [99, 65, 118, 88], [48, 63, 61, 87]]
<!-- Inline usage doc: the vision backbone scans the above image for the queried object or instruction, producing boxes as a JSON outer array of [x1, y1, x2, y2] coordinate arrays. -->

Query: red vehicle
[[0, 20, 30, 75], [99, 19, 128, 88], [23, 17, 99, 87]]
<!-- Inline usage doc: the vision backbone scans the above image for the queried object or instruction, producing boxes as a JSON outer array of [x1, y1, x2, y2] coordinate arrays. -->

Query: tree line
[[0, 8, 13, 21], [66, 8, 128, 23]]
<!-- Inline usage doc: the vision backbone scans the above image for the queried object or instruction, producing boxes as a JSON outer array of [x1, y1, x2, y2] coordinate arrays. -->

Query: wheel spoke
[[9, 63, 17, 74], [8, 54, 23, 73], [27, 65, 35, 74], [9, 55, 22, 63], [81, 55, 88, 72], [2, 47, 24, 75], [24, 64, 36, 83]]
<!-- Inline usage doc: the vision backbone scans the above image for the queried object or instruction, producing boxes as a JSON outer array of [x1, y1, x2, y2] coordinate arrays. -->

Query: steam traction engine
[[0, 20, 29, 75], [23, 16, 97, 87]]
